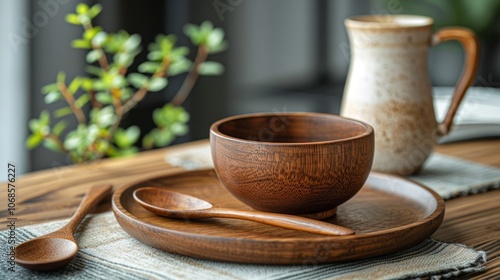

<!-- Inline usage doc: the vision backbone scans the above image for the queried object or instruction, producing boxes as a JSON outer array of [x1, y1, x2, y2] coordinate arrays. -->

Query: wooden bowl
[[210, 112, 374, 219]]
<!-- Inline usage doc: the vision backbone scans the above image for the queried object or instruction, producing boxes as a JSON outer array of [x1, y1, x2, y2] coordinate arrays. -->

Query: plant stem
[[110, 89, 124, 133], [58, 82, 86, 124], [171, 45, 209, 106], [122, 87, 148, 114], [88, 90, 102, 109]]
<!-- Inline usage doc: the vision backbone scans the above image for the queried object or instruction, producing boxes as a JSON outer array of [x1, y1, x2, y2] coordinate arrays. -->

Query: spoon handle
[[211, 208, 355, 236], [62, 184, 113, 234]]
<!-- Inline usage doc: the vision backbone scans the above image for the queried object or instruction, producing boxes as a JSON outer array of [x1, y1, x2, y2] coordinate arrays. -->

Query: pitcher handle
[[431, 28, 479, 137]]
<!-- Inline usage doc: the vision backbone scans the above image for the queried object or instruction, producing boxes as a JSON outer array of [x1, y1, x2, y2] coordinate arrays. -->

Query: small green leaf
[[155, 129, 174, 147], [57, 71, 66, 83], [124, 34, 141, 52], [147, 51, 164, 61], [183, 24, 199, 38], [72, 39, 91, 49], [170, 123, 188, 136], [197, 61, 224, 75], [75, 94, 90, 107], [120, 88, 132, 101], [64, 133, 81, 150], [125, 126, 140, 143], [152, 108, 167, 126], [29, 119, 40, 133], [208, 41, 227, 54], [42, 83, 59, 94], [115, 53, 132, 67], [147, 77, 168, 92], [185, 21, 213, 45], [103, 33, 124, 53], [128, 73, 148, 88], [113, 129, 127, 148], [176, 109, 190, 123], [138, 61, 161, 74], [207, 29, 225, 49], [26, 133, 44, 149], [93, 80, 108, 91], [114, 126, 140, 148], [86, 66, 103, 76], [52, 120, 67, 136], [87, 124, 100, 141], [65, 14, 80, 25], [81, 78, 94, 91], [68, 77, 81, 93], [83, 27, 102, 41], [54, 107, 73, 118], [200, 21, 214, 35], [43, 138, 62, 152], [76, 3, 89, 14], [87, 4, 102, 18], [39, 110, 50, 127], [171, 46, 189, 58], [112, 76, 127, 88], [151, 104, 190, 130], [44, 91, 62, 104], [104, 145, 118, 157], [95, 106, 115, 127], [168, 59, 192, 76], [95, 92, 113, 104], [142, 133, 155, 149], [148, 40, 161, 52], [91, 31, 107, 47], [159, 34, 176, 51], [86, 49, 102, 63], [95, 139, 109, 153], [77, 14, 90, 25]]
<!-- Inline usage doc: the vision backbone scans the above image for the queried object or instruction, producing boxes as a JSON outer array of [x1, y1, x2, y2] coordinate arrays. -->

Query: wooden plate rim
[[112, 169, 445, 242]]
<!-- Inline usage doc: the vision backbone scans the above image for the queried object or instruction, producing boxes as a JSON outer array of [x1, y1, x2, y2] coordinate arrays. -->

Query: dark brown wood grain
[[112, 169, 444, 264], [210, 112, 374, 219], [15, 184, 112, 271]]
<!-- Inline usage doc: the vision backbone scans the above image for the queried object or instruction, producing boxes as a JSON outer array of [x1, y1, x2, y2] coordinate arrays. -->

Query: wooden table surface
[[2, 139, 499, 279]]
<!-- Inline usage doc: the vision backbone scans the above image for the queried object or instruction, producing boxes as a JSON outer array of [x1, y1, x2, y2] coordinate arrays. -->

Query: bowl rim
[[210, 112, 374, 146]]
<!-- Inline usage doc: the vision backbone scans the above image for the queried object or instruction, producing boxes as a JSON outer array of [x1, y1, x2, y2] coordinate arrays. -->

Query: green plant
[[26, 3, 226, 163]]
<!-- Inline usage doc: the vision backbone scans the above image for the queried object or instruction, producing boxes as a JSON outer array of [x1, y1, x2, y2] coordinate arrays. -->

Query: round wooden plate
[[112, 169, 445, 264]]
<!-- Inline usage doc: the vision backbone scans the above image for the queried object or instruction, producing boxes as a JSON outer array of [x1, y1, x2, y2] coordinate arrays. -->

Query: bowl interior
[[214, 114, 370, 143]]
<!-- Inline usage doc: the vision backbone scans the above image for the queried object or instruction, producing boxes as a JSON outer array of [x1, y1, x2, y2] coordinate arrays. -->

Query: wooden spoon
[[133, 187, 355, 236], [15, 184, 113, 271]]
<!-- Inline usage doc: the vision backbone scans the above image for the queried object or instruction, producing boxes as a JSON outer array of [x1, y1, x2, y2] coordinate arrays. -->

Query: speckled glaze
[[341, 15, 479, 175], [210, 112, 374, 219]]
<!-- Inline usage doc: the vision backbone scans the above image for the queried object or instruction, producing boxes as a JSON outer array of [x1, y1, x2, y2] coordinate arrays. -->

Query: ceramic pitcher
[[341, 15, 479, 175]]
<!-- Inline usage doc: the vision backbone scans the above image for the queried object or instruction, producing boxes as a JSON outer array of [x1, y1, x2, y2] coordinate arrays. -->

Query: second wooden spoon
[[15, 184, 113, 271], [133, 187, 355, 236]]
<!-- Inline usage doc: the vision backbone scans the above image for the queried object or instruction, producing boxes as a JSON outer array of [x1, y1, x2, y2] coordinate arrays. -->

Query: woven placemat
[[409, 154, 500, 199], [1, 212, 486, 280]]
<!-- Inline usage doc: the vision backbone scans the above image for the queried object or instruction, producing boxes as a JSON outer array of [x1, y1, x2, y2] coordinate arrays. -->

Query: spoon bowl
[[15, 238, 78, 271], [133, 187, 355, 236], [15, 184, 112, 271]]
